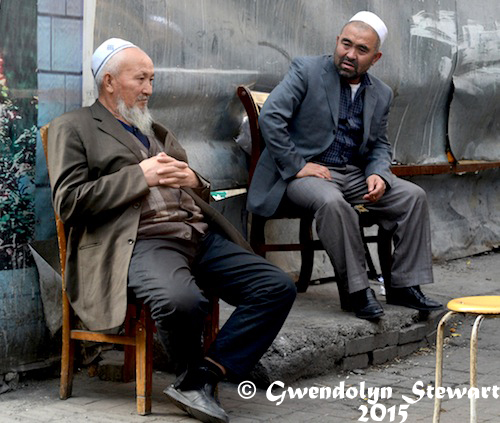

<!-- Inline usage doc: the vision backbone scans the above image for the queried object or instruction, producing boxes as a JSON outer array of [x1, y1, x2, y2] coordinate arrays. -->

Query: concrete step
[[97, 281, 446, 386], [234, 281, 445, 385], [243, 281, 446, 385]]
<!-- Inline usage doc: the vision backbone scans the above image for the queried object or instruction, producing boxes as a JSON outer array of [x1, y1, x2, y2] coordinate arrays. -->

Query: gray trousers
[[286, 165, 433, 293]]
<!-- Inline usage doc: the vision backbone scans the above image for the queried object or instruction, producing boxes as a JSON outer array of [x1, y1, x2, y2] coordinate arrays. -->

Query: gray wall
[[92, 0, 499, 265], [93, 0, 500, 168]]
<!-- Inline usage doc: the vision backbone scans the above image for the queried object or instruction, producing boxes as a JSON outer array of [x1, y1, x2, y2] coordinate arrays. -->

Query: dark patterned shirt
[[313, 73, 371, 166]]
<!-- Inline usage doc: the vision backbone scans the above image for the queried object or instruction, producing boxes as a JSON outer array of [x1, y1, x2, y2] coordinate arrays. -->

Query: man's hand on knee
[[364, 174, 386, 202], [296, 162, 332, 180]]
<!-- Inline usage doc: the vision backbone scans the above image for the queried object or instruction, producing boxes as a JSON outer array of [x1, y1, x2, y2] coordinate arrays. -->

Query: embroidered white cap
[[91, 38, 137, 78], [349, 11, 388, 45]]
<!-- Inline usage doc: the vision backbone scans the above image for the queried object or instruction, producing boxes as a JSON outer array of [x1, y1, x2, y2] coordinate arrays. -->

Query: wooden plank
[[391, 161, 500, 176], [70, 330, 136, 346]]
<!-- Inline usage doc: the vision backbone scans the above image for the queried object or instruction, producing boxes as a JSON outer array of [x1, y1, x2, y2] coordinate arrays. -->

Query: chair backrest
[[236, 86, 269, 185], [40, 124, 67, 285]]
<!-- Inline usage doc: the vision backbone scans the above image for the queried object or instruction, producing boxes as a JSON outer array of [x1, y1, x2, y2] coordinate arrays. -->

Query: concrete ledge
[[96, 281, 446, 385], [232, 282, 447, 385]]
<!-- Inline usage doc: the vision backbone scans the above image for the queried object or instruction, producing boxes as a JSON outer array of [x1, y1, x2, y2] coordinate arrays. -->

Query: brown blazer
[[47, 100, 250, 331]]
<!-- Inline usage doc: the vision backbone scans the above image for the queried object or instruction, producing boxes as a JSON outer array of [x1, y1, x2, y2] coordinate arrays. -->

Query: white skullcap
[[91, 38, 137, 78], [349, 11, 388, 45]]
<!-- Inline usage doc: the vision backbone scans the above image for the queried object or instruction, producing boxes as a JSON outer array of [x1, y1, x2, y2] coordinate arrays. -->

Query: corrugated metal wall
[[92, 0, 499, 173], [90, 0, 499, 267], [450, 1, 500, 160]]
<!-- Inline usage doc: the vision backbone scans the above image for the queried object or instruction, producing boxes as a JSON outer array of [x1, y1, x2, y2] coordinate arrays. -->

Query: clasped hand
[[139, 152, 199, 188]]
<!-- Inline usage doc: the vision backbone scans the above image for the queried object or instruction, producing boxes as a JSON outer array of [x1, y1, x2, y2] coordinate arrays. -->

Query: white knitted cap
[[91, 38, 137, 78], [349, 11, 388, 45]]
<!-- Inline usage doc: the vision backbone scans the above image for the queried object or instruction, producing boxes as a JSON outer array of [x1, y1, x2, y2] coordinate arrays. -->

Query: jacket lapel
[[362, 83, 377, 147], [321, 58, 340, 128], [90, 101, 144, 161], [152, 122, 170, 150]]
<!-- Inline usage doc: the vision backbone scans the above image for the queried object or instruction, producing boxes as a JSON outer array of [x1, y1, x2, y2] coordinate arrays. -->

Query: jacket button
[[128, 239, 135, 245], [183, 232, 190, 239], [133, 202, 140, 209]]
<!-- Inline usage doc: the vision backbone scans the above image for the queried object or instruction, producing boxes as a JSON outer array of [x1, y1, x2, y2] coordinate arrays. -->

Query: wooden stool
[[433, 296, 500, 423]]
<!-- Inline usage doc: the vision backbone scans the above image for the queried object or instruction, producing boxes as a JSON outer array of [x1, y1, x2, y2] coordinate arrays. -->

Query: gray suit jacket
[[48, 100, 250, 331], [247, 55, 394, 217]]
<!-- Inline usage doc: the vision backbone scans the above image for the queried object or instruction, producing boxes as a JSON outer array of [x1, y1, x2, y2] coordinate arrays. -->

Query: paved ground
[[1, 250, 499, 422]]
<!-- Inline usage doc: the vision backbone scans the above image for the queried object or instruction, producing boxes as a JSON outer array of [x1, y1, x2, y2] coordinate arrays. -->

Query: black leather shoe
[[164, 383, 229, 423], [164, 362, 229, 423], [350, 287, 384, 320], [386, 286, 443, 311]]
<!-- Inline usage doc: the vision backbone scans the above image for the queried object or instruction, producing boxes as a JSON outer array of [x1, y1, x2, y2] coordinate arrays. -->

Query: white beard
[[116, 97, 154, 137]]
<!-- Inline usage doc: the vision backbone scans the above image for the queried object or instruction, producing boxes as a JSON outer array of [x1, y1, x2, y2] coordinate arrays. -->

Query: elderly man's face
[[113, 48, 155, 110], [334, 22, 382, 83]]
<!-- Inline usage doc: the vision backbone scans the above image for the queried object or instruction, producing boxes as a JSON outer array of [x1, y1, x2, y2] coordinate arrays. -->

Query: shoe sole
[[356, 310, 385, 320], [386, 300, 443, 311], [163, 386, 229, 423]]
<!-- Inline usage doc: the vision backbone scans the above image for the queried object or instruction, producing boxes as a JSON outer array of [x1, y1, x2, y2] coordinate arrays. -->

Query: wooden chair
[[40, 124, 219, 415], [236, 85, 392, 307]]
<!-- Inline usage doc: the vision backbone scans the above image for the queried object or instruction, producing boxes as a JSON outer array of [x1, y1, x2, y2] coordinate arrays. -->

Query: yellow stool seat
[[433, 295, 500, 423], [447, 296, 500, 314]]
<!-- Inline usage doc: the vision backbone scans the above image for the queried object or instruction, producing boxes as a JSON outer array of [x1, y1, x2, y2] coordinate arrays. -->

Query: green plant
[[0, 54, 37, 269]]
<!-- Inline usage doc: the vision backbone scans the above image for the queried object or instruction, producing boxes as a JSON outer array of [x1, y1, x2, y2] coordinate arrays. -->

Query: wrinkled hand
[[296, 162, 332, 180], [139, 152, 200, 188], [363, 174, 386, 202]]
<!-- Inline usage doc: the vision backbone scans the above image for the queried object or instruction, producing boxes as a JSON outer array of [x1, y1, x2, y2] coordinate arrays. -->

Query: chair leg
[[123, 304, 136, 383], [377, 227, 393, 292], [297, 216, 314, 293], [360, 226, 378, 280], [249, 214, 266, 257], [432, 311, 456, 423], [203, 297, 219, 352], [135, 306, 153, 415], [60, 293, 74, 400], [470, 315, 484, 423]]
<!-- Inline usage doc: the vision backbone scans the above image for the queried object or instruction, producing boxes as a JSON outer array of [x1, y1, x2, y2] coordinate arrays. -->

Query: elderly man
[[247, 11, 442, 320], [47, 38, 296, 423]]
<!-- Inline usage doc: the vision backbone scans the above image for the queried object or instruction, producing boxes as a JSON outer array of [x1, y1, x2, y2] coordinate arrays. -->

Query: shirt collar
[[118, 120, 138, 133], [118, 120, 150, 149], [338, 71, 372, 88]]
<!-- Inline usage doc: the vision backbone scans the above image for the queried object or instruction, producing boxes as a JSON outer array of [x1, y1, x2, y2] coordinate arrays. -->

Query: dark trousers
[[128, 231, 296, 378]]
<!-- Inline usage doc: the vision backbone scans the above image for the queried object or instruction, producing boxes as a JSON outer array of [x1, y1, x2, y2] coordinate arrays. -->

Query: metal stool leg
[[470, 315, 484, 423], [433, 311, 456, 423]]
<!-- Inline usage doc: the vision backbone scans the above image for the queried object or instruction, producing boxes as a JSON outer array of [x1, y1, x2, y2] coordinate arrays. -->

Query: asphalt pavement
[[1, 250, 499, 422]]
